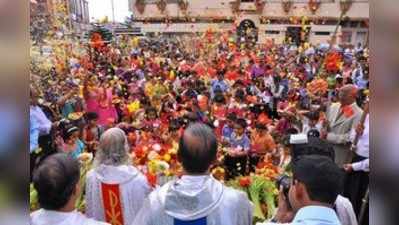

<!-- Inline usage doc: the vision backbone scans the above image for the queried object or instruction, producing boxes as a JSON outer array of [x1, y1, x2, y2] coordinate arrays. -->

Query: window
[[350, 21, 359, 28], [341, 31, 352, 43], [315, 31, 330, 36], [265, 30, 280, 35], [356, 31, 367, 45]]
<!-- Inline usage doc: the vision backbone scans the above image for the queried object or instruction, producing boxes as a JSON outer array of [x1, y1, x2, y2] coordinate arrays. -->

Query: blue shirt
[[61, 101, 75, 118], [354, 77, 368, 89], [30, 116, 40, 153], [70, 139, 85, 159], [222, 124, 234, 139], [228, 132, 251, 151], [30, 105, 52, 153], [259, 205, 341, 225], [211, 79, 229, 98]]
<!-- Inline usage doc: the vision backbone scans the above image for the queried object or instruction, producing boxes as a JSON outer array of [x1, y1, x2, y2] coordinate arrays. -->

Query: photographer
[[257, 155, 344, 225]]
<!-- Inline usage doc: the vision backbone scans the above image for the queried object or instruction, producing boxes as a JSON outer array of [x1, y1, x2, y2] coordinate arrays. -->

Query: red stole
[[101, 183, 124, 225]]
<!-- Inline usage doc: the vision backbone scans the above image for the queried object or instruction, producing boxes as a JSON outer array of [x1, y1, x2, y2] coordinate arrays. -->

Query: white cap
[[289, 134, 308, 144]]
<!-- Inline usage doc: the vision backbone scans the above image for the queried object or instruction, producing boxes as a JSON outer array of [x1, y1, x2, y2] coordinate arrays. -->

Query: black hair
[[305, 111, 320, 121], [226, 113, 237, 122], [178, 123, 218, 174], [213, 93, 226, 104], [292, 155, 343, 205], [62, 125, 79, 141], [33, 153, 80, 210], [255, 122, 267, 130], [235, 89, 245, 101], [145, 107, 158, 116], [235, 118, 247, 129], [84, 112, 99, 121], [169, 119, 181, 132], [291, 136, 335, 165]]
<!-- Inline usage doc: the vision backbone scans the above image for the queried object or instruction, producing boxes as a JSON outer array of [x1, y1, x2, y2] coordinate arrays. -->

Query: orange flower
[[342, 105, 354, 118], [239, 176, 252, 187], [307, 78, 328, 95], [90, 32, 104, 49]]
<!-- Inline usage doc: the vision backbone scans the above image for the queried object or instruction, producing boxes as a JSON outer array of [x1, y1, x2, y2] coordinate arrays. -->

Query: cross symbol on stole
[[101, 183, 124, 225]]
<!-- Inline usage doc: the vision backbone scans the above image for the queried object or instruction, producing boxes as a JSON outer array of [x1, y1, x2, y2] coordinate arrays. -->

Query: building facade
[[67, 0, 91, 36], [31, 0, 91, 37], [128, 0, 369, 46]]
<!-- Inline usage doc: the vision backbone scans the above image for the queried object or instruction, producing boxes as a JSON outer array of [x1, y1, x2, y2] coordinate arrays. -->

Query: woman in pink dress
[[96, 87, 118, 127], [83, 76, 100, 113], [83, 76, 118, 127]]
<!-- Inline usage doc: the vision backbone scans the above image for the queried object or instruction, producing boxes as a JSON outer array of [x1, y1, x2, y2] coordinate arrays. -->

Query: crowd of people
[[30, 32, 369, 225]]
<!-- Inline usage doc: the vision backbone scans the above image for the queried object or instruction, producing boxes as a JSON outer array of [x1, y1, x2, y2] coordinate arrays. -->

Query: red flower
[[146, 173, 157, 187], [239, 177, 252, 187]]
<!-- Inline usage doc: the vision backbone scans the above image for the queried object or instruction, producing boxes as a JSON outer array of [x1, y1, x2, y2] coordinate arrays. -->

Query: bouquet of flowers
[[227, 175, 278, 222], [306, 78, 328, 96], [325, 52, 342, 73]]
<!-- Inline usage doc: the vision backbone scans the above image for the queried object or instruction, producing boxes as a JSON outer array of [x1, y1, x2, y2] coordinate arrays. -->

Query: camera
[[276, 174, 291, 200]]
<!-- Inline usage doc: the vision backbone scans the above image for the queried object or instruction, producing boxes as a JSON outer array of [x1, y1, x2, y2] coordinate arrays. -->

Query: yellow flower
[[127, 100, 140, 113], [163, 154, 171, 162]]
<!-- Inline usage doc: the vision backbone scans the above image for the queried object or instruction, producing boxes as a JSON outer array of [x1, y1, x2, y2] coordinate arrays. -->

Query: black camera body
[[276, 174, 291, 199]]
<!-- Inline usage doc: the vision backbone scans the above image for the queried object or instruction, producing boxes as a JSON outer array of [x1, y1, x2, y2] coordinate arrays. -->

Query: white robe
[[335, 195, 358, 225], [132, 175, 253, 225], [85, 165, 151, 224], [30, 209, 109, 225]]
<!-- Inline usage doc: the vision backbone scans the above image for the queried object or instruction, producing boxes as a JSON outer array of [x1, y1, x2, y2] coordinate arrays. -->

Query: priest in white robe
[[85, 127, 151, 225], [133, 123, 253, 225], [30, 153, 109, 225]]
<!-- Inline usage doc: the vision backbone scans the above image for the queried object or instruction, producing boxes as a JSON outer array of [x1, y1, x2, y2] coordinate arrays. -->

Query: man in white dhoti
[[324, 84, 363, 165], [85, 127, 151, 225], [133, 123, 253, 225], [30, 153, 109, 225]]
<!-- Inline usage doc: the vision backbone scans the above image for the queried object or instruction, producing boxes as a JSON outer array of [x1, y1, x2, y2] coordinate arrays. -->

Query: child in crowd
[[224, 118, 251, 179], [249, 121, 277, 172], [82, 112, 103, 153], [300, 110, 323, 137], [57, 126, 85, 159]]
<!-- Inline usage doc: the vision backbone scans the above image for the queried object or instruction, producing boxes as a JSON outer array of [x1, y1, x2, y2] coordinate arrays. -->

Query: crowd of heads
[[30, 33, 369, 210]]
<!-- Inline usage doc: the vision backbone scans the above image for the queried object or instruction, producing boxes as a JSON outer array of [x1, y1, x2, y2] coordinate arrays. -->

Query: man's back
[[133, 175, 253, 225], [257, 206, 342, 225], [31, 209, 109, 225]]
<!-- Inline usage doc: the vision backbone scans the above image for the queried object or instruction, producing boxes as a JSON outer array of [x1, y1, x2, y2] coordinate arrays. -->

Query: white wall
[[129, 0, 369, 45], [130, 0, 369, 19]]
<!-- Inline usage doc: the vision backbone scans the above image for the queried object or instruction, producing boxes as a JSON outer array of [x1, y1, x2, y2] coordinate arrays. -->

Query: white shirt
[[301, 118, 323, 135], [350, 115, 369, 172], [30, 105, 52, 135], [30, 209, 109, 225], [335, 195, 358, 225]]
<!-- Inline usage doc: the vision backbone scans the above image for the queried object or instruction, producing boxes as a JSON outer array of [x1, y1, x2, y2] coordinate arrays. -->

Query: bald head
[[338, 84, 358, 106], [178, 123, 218, 174]]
